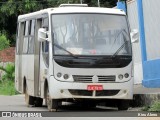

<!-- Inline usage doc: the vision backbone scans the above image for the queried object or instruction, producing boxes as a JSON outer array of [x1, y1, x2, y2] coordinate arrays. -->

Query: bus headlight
[[63, 74, 69, 80], [118, 74, 123, 80], [57, 72, 62, 78], [124, 73, 129, 78]]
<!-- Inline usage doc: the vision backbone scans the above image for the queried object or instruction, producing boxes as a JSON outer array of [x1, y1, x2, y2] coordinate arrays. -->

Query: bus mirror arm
[[130, 29, 139, 43], [38, 28, 49, 42]]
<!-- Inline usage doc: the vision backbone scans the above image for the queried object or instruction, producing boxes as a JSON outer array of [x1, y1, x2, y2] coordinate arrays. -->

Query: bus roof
[[59, 4, 88, 7], [18, 7, 125, 21]]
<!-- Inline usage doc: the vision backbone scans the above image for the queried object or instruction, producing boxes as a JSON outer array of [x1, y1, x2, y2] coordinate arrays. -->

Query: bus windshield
[[51, 14, 131, 56]]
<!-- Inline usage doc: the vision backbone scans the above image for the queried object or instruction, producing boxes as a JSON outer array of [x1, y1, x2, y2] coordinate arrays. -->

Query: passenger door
[[34, 15, 49, 97], [34, 18, 42, 96]]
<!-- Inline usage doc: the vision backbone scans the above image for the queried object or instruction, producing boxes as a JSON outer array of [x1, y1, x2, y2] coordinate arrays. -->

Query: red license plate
[[87, 85, 103, 91]]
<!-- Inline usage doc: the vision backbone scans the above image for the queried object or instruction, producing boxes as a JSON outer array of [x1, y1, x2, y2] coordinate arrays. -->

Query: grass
[[142, 101, 160, 112], [142, 106, 150, 111], [148, 101, 160, 112], [0, 80, 18, 95]]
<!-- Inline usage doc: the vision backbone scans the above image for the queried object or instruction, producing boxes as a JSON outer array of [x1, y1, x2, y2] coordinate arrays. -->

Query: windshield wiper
[[53, 43, 78, 58], [111, 30, 130, 58], [111, 40, 129, 58]]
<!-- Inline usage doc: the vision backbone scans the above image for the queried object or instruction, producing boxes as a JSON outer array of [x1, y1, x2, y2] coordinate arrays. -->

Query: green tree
[[0, 33, 10, 50], [0, 0, 45, 45]]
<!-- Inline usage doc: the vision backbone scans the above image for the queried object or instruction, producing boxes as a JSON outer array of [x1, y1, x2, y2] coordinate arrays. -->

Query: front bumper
[[48, 76, 133, 100]]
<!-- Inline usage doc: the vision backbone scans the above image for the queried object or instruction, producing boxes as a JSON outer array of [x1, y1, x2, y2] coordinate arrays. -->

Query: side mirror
[[38, 28, 48, 42], [130, 29, 139, 43]]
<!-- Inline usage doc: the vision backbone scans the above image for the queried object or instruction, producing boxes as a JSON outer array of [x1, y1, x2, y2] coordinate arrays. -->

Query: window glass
[[42, 41, 49, 67], [42, 18, 49, 28], [23, 21, 29, 53], [23, 22, 26, 35], [28, 37, 34, 54], [28, 20, 35, 54], [29, 20, 32, 35], [31, 20, 35, 35], [23, 37, 28, 53], [42, 41, 49, 53], [25, 21, 29, 36], [52, 14, 131, 56], [16, 23, 20, 53]]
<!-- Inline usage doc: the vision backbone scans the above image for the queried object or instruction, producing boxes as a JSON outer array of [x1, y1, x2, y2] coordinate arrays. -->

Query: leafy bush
[[0, 33, 10, 51], [148, 101, 160, 112], [142, 100, 160, 112], [142, 106, 150, 111], [0, 80, 18, 95], [0, 63, 17, 95], [0, 63, 15, 81]]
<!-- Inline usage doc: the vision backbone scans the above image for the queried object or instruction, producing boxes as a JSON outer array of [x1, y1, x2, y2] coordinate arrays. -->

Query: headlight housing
[[118, 74, 123, 80], [63, 74, 69, 80], [124, 73, 129, 78], [57, 72, 62, 78]]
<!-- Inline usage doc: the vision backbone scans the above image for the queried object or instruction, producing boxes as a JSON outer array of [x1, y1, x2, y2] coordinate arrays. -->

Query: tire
[[35, 97, 43, 107], [46, 87, 61, 111], [117, 100, 130, 110], [24, 86, 35, 106]]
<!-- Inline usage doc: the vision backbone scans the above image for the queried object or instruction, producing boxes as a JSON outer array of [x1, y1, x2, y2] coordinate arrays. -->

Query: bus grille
[[96, 90, 120, 96], [69, 90, 93, 96], [73, 75, 116, 83], [68, 90, 120, 96], [98, 75, 116, 82], [73, 75, 93, 83]]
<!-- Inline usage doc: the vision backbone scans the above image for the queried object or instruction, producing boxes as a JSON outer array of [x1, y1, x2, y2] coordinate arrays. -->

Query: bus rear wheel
[[46, 88, 61, 111], [24, 86, 35, 106], [35, 97, 43, 107]]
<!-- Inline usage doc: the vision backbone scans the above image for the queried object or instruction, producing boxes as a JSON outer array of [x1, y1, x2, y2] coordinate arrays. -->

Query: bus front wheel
[[117, 100, 130, 110], [46, 88, 61, 111]]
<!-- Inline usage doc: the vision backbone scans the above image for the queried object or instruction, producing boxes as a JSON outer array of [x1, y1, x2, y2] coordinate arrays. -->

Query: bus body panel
[[47, 61, 133, 99], [49, 76, 133, 99], [15, 55, 22, 93], [53, 61, 133, 83], [21, 55, 35, 96]]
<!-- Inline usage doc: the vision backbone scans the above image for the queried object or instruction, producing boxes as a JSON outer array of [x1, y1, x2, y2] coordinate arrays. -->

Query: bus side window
[[42, 17, 49, 52], [28, 20, 35, 54], [23, 21, 29, 54], [42, 41, 49, 53], [42, 17, 49, 67], [16, 23, 20, 54], [42, 41, 49, 67], [42, 17, 49, 30]]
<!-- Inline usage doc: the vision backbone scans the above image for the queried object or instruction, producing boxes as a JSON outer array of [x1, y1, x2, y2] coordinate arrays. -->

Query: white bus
[[15, 4, 137, 111]]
